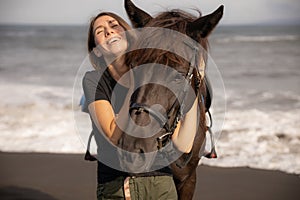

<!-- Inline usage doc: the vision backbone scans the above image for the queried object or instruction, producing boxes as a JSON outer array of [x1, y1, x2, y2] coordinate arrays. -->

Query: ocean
[[0, 24, 299, 175]]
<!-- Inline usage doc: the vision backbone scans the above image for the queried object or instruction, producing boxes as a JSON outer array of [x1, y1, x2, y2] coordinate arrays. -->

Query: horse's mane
[[126, 9, 209, 72]]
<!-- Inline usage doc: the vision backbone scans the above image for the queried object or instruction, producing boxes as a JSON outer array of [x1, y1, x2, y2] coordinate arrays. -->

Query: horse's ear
[[125, 0, 153, 28], [187, 5, 224, 39]]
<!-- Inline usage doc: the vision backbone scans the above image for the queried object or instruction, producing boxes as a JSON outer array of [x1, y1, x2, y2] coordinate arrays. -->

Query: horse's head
[[118, 0, 223, 172]]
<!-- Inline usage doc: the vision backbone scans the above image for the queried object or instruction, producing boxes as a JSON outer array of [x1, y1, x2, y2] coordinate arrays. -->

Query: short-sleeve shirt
[[82, 68, 128, 184], [83, 68, 172, 183]]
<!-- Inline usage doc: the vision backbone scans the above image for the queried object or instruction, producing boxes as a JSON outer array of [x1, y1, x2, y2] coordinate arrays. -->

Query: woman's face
[[93, 15, 128, 56]]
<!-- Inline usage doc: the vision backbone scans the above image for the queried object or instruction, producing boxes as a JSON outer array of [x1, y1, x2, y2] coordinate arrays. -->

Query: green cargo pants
[[97, 176, 178, 200]]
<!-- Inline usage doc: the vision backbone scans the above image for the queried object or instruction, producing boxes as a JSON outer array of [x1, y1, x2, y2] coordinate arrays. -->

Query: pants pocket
[[97, 177, 125, 200]]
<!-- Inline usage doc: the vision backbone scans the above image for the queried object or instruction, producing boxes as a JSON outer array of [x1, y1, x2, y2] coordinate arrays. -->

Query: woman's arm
[[83, 71, 126, 145], [88, 100, 123, 145], [85, 70, 133, 145], [171, 97, 198, 153]]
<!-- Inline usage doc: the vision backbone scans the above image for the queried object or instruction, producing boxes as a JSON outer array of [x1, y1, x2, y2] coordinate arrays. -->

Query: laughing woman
[[82, 11, 198, 200]]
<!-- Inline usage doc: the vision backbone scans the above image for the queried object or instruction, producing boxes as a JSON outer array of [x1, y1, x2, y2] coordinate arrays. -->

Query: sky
[[0, 0, 299, 25]]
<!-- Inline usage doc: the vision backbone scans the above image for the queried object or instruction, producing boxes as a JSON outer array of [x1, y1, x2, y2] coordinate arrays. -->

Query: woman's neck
[[108, 57, 129, 81]]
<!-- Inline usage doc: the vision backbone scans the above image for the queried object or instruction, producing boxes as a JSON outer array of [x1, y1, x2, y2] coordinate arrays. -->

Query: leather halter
[[129, 40, 201, 150]]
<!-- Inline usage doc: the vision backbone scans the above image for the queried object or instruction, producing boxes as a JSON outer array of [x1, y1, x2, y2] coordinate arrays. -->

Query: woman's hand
[[171, 96, 199, 153]]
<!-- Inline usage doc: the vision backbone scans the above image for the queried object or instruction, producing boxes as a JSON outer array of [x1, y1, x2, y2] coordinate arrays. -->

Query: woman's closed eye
[[111, 24, 119, 28], [96, 30, 103, 35], [95, 27, 104, 35]]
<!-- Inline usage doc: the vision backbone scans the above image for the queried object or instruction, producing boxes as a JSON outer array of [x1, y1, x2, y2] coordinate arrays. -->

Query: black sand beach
[[0, 152, 299, 200]]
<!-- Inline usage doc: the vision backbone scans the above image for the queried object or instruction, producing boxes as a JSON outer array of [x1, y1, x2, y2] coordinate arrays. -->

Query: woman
[[82, 12, 198, 199]]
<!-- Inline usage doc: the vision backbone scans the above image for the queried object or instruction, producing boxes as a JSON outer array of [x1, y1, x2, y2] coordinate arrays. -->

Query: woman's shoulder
[[83, 70, 100, 79], [84, 68, 110, 79], [82, 70, 100, 89], [83, 69, 105, 83]]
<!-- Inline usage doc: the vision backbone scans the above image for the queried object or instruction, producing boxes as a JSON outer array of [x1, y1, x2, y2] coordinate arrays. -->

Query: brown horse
[[118, 1, 223, 199]]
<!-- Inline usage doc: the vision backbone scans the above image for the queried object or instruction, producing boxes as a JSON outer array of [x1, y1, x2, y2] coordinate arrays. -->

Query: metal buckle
[[157, 132, 173, 150]]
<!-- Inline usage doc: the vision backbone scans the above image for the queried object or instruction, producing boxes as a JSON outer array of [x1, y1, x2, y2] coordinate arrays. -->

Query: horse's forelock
[[127, 9, 209, 71], [147, 10, 196, 33]]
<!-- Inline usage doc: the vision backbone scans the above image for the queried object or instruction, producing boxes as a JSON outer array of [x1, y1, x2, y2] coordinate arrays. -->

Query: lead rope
[[204, 109, 217, 158], [200, 63, 218, 159]]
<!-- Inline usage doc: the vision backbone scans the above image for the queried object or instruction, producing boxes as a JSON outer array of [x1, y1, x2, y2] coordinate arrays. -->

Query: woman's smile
[[107, 36, 121, 45]]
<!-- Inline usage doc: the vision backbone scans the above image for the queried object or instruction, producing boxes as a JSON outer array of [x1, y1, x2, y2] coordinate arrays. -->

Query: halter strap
[[129, 102, 168, 127], [156, 40, 201, 149]]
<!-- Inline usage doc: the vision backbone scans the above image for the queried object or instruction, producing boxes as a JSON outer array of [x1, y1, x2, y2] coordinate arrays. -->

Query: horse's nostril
[[135, 110, 141, 115], [131, 108, 143, 115], [132, 148, 145, 154]]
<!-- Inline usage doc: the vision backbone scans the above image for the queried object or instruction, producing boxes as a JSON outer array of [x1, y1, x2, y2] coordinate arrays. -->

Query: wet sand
[[0, 152, 299, 200]]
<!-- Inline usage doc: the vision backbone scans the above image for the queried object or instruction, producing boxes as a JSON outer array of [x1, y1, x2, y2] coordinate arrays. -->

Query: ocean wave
[[1, 83, 300, 175], [225, 89, 300, 111], [216, 35, 299, 43], [201, 109, 300, 175]]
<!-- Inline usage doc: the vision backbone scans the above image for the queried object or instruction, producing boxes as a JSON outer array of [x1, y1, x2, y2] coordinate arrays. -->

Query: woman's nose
[[105, 28, 114, 37]]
